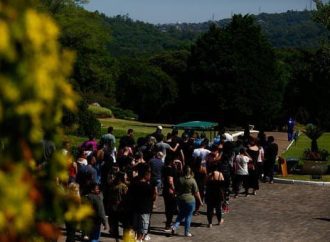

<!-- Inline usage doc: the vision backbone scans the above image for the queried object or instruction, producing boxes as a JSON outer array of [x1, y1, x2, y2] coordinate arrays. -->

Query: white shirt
[[193, 147, 211, 161], [235, 154, 249, 175]]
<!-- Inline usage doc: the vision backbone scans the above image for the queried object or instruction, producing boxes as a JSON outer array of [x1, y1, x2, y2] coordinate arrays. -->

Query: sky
[[84, 0, 316, 24]]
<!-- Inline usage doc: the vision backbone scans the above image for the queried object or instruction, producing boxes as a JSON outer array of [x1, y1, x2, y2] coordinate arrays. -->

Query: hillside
[[102, 10, 328, 56]]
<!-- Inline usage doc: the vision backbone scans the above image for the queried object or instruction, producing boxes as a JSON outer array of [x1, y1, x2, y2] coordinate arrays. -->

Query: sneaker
[[185, 232, 193, 237], [253, 191, 257, 195], [83, 235, 89, 241], [269, 180, 274, 184], [143, 234, 151, 241], [164, 227, 171, 232], [171, 226, 176, 235], [207, 224, 212, 228]]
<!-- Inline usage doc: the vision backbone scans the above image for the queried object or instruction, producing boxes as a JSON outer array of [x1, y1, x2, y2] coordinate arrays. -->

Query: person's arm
[[169, 143, 179, 152], [167, 176, 175, 194], [195, 191, 203, 206]]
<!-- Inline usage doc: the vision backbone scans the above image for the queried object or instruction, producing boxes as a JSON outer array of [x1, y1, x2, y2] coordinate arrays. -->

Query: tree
[[188, 15, 283, 127], [313, 0, 330, 30], [0, 1, 91, 240], [116, 58, 178, 121], [304, 124, 324, 152]]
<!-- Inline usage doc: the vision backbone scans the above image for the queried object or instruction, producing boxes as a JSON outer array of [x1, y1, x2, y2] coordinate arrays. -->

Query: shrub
[[110, 106, 138, 120], [303, 148, 329, 161], [88, 105, 113, 118]]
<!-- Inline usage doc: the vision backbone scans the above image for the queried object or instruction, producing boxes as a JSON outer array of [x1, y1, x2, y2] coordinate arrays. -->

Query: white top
[[193, 148, 211, 161], [235, 154, 249, 175], [224, 133, 234, 142], [258, 147, 264, 162]]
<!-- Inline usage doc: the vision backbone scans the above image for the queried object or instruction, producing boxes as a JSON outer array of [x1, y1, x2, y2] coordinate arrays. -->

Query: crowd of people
[[62, 125, 279, 242]]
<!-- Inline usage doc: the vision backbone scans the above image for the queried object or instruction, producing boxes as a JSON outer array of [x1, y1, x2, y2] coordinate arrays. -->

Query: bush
[[88, 105, 113, 118], [303, 148, 329, 161], [77, 110, 101, 138], [110, 106, 138, 120]]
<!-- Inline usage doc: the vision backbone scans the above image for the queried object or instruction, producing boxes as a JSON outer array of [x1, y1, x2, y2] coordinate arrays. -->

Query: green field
[[65, 118, 175, 146], [282, 132, 330, 160]]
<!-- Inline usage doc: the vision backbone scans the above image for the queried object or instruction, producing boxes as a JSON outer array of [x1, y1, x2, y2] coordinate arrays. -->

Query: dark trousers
[[108, 210, 121, 239], [233, 175, 249, 195], [264, 160, 275, 182], [207, 203, 222, 224], [163, 194, 177, 228]]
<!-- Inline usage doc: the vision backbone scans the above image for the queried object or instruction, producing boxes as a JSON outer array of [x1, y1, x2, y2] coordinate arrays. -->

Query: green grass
[[282, 133, 330, 159]]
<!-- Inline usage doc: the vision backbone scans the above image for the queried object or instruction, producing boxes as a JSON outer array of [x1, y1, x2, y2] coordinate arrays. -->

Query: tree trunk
[[311, 139, 318, 153]]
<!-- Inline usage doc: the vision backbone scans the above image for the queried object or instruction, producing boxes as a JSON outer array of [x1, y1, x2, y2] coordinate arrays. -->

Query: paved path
[[58, 182, 330, 242]]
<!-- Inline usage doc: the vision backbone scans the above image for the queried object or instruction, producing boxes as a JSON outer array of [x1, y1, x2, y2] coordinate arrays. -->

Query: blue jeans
[[89, 222, 101, 242], [173, 200, 195, 235]]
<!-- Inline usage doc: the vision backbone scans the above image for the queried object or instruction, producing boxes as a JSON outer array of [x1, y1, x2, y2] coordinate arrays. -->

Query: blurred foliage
[[313, 0, 330, 31], [0, 0, 92, 241]]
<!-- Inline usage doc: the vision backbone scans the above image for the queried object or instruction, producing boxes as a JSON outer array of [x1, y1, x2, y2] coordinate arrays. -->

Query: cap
[[157, 125, 163, 130]]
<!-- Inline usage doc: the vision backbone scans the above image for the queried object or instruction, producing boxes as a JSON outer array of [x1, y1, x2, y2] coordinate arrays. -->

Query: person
[[191, 157, 207, 216], [119, 128, 135, 150], [287, 118, 295, 141], [80, 135, 98, 152], [264, 136, 278, 183], [205, 167, 225, 227], [246, 138, 260, 195], [86, 183, 107, 242], [192, 140, 211, 165], [107, 171, 128, 242], [162, 158, 179, 230], [155, 134, 179, 162], [100, 126, 116, 147], [127, 163, 156, 242], [149, 125, 163, 142], [65, 183, 81, 242], [149, 151, 165, 196], [171, 165, 203, 237], [100, 126, 117, 163], [233, 148, 250, 197]]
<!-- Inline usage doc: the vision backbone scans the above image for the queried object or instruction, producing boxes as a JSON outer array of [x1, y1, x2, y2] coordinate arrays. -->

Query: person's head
[[249, 137, 256, 146], [157, 125, 163, 132], [134, 151, 143, 160], [87, 153, 96, 165], [88, 134, 95, 140], [108, 126, 114, 133], [268, 136, 275, 143], [156, 133, 164, 143], [171, 129, 178, 136], [127, 128, 133, 135], [137, 163, 151, 180], [182, 165, 193, 177], [114, 171, 127, 184], [156, 151, 164, 160], [90, 183, 100, 194], [239, 148, 246, 154]]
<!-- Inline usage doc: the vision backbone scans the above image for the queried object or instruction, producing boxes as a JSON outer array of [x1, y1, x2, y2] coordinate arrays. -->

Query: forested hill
[[102, 10, 327, 56]]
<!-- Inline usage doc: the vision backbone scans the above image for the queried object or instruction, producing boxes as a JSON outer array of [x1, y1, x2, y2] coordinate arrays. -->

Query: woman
[[246, 138, 260, 195], [107, 171, 128, 241], [205, 167, 225, 227], [233, 148, 250, 197], [162, 158, 179, 230], [171, 165, 203, 237]]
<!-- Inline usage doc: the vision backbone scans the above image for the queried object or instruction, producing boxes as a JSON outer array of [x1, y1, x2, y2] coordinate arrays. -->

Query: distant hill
[[101, 10, 328, 56]]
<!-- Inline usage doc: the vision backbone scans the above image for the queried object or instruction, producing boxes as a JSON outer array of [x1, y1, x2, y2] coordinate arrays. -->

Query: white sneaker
[[144, 234, 151, 241]]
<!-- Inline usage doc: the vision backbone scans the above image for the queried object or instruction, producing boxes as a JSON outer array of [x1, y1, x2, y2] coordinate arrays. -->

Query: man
[[100, 126, 116, 148], [119, 128, 135, 150], [155, 134, 178, 163], [149, 125, 163, 142], [264, 136, 278, 183], [86, 183, 107, 242], [100, 126, 116, 163], [127, 164, 156, 242]]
